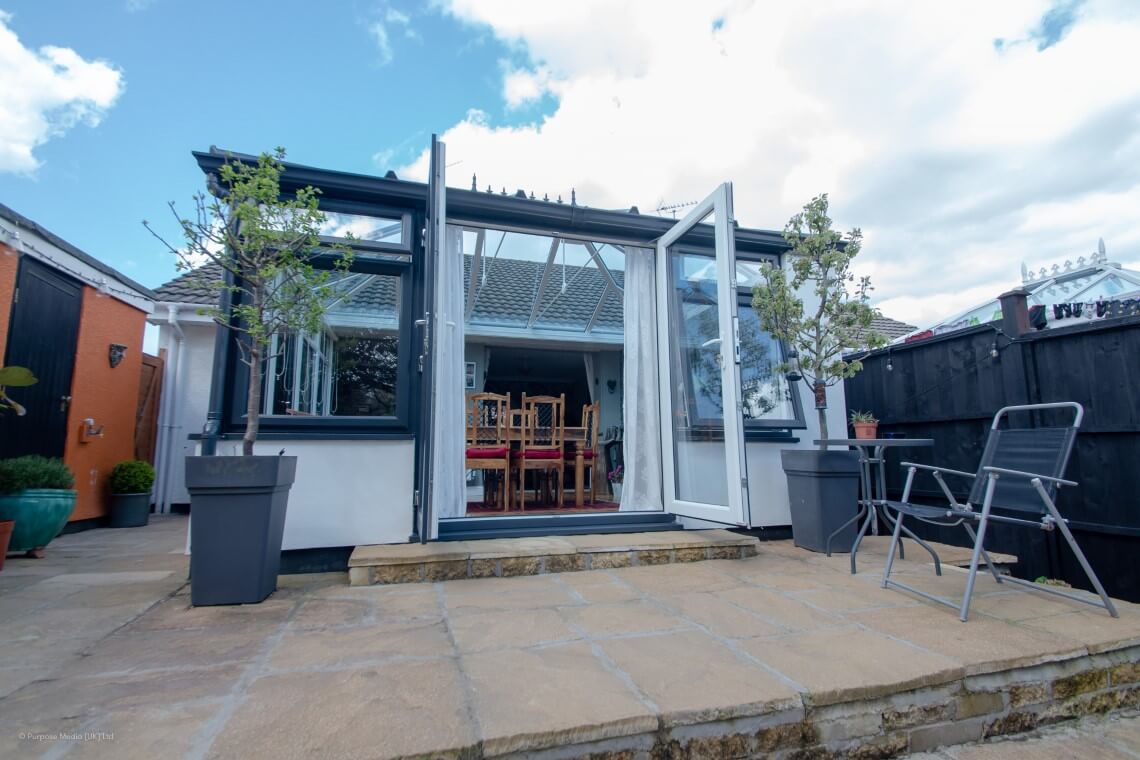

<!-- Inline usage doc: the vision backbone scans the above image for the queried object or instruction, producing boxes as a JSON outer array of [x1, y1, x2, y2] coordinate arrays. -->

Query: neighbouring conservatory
[[185, 141, 849, 551]]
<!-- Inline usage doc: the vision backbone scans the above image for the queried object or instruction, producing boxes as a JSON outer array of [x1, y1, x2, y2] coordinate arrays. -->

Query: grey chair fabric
[[965, 427, 1076, 513], [881, 402, 1117, 622]]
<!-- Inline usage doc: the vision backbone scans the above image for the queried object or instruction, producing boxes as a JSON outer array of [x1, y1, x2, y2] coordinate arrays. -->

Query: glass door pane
[[655, 184, 750, 525], [666, 249, 730, 505]]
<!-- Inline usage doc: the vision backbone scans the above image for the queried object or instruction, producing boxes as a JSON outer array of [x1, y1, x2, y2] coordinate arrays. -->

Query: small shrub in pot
[[0, 456, 77, 556], [108, 460, 156, 528], [109, 461, 156, 495]]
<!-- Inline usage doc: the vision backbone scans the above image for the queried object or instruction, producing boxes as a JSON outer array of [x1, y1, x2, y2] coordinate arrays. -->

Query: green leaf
[[0, 366, 38, 387]]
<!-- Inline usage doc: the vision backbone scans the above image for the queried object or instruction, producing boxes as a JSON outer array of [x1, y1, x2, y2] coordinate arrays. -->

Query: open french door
[[655, 183, 752, 526], [416, 135, 447, 542]]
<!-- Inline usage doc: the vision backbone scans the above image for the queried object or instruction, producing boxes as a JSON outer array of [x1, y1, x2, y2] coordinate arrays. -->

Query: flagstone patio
[[1, 516, 1139, 759]]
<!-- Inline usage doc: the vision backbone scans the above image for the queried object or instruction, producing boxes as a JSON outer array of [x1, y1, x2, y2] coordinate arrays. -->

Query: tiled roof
[[464, 256, 624, 331], [153, 263, 225, 305], [868, 315, 917, 340], [155, 258, 627, 331]]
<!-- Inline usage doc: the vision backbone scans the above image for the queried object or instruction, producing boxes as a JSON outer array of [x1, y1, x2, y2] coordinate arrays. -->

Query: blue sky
[[0, 1, 553, 290], [2, 1, 1139, 328]]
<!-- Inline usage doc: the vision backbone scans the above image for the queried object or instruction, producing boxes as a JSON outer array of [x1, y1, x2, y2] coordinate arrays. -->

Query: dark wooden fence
[[844, 313, 1140, 602]]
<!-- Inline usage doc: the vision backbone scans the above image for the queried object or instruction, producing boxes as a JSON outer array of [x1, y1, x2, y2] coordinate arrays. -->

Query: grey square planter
[[780, 449, 861, 553], [185, 455, 296, 606]]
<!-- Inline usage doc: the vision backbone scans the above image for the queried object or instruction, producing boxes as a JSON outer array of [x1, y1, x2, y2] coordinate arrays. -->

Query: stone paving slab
[[3, 516, 1140, 759]]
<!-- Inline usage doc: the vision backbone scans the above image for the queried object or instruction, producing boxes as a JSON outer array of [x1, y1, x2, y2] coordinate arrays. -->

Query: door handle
[[60, 395, 72, 412]]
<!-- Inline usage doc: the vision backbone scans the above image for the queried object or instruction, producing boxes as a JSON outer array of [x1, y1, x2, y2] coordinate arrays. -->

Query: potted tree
[[0, 366, 38, 568], [146, 149, 352, 605], [752, 194, 885, 552], [108, 460, 156, 528], [0, 456, 77, 560]]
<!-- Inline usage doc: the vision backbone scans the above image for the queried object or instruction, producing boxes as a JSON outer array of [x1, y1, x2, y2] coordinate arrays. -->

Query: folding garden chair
[[881, 402, 1118, 622]]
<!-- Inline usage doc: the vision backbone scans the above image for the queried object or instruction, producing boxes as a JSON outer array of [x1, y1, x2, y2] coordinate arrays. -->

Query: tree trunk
[[244, 343, 261, 456], [814, 382, 829, 448]]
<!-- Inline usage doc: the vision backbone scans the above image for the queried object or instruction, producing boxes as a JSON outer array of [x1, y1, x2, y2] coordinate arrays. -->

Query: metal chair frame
[[882, 402, 1118, 622]]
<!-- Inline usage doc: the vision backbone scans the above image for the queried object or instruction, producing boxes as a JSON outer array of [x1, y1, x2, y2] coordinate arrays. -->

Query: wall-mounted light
[[109, 343, 127, 368], [606, 379, 617, 394], [990, 341, 999, 359], [79, 418, 105, 443], [784, 349, 802, 382]]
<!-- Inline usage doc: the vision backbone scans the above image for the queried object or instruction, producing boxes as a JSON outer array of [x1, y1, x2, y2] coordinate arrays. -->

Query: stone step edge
[[407, 643, 1140, 758], [348, 541, 759, 586]]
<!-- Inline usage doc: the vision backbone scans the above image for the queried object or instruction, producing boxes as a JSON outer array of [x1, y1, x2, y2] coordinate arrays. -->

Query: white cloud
[[0, 11, 124, 174], [502, 65, 552, 108], [403, 0, 1140, 328], [369, 4, 417, 64], [369, 22, 394, 65]]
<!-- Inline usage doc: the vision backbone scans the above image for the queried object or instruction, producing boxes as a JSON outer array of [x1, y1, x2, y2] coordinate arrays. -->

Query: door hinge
[[741, 477, 748, 489], [413, 489, 420, 507], [11, 287, 16, 304]]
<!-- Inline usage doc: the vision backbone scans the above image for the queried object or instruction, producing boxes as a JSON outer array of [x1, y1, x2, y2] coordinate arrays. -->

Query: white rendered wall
[[158, 322, 216, 506], [209, 438, 415, 548]]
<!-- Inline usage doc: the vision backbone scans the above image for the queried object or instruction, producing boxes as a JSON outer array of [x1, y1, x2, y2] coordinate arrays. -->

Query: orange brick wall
[[62, 286, 147, 521], [0, 244, 17, 359]]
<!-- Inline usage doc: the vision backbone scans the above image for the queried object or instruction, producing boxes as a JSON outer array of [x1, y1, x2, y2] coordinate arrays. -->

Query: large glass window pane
[[321, 211, 405, 245], [738, 307, 797, 422], [261, 273, 402, 417]]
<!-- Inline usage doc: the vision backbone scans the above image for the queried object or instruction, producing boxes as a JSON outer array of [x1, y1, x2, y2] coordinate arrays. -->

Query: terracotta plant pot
[[0, 520, 14, 571], [853, 422, 878, 440]]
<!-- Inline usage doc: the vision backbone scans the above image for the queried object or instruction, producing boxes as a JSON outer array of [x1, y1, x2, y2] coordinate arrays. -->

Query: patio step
[[348, 529, 759, 586]]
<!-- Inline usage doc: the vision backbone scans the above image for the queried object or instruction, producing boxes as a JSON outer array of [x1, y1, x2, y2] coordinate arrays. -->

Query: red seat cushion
[[564, 449, 595, 460], [512, 449, 562, 460], [467, 446, 508, 458]]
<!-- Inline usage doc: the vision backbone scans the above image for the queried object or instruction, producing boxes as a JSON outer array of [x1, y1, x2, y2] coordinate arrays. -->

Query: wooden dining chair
[[566, 401, 601, 504], [513, 393, 566, 510], [465, 392, 511, 511]]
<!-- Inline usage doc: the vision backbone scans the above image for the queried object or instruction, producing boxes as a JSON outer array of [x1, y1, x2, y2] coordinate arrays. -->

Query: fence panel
[[845, 315, 1140, 601]]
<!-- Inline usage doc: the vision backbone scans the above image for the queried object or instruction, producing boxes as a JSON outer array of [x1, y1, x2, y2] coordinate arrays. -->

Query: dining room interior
[[458, 221, 628, 517]]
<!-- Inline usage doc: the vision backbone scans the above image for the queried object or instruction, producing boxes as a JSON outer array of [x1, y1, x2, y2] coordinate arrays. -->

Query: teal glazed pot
[[0, 489, 78, 552]]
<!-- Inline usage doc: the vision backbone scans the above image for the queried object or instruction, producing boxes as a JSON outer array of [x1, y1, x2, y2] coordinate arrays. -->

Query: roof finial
[[471, 174, 477, 191], [571, 188, 577, 206], [557, 194, 563, 204], [1020, 262, 1029, 283]]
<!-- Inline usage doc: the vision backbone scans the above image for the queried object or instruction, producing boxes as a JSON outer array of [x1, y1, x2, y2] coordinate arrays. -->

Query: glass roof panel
[[460, 225, 625, 335]]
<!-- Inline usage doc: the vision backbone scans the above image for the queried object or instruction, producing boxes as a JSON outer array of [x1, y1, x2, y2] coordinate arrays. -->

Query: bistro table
[[814, 438, 942, 575]]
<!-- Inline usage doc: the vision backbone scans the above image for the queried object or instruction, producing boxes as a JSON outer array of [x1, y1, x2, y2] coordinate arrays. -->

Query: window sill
[[744, 431, 801, 444]]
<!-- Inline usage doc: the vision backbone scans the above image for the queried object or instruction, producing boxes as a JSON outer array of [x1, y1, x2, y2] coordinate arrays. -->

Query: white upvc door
[[655, 183, 752, 526]]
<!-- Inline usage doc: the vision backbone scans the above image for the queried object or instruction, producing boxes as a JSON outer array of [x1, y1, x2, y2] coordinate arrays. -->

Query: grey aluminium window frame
[[223, 241, 419, 438]]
